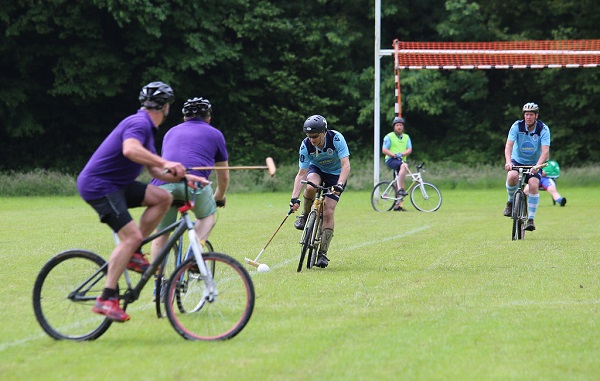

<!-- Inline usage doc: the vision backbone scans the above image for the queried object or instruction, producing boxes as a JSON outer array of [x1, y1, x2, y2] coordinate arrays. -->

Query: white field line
[[343, 225, 432, 251]]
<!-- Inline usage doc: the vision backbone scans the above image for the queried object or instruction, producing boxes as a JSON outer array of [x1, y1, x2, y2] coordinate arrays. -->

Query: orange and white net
[[393, 39, 600, 69]]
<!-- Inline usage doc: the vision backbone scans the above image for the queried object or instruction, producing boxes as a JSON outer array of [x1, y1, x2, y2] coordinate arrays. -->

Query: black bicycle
[[510, 164, 546, 241], [32, 181, 254, 341]]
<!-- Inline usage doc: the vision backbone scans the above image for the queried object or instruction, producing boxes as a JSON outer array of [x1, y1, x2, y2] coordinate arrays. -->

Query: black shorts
[[86, 181, 147, 233]]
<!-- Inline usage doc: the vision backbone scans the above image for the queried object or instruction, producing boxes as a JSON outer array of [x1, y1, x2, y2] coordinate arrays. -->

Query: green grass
[[2, 160, 599, 196], [1, 188, 599, 380]]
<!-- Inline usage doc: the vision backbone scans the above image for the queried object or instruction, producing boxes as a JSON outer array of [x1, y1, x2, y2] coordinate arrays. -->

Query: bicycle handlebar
[[300, 180, 336, 196]]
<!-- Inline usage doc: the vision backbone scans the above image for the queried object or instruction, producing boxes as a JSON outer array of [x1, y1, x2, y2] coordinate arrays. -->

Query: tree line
[[1, 0, 599, 173]]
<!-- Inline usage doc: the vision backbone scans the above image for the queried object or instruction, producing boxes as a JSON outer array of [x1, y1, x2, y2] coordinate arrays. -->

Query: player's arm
[[213, 161, 229, 203], [337, 156, 351, 185], [504, 139, 514, 171], [122, 139, 185, 180], [290, 168, 308, 212]]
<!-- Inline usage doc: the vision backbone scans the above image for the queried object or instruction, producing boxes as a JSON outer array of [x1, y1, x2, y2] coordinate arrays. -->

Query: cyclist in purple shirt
[[77, 81, 202, 322], [150, 97, 229, 274]]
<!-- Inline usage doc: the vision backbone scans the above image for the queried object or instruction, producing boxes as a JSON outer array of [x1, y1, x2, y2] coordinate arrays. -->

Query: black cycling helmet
[[303, 115, 328, 133], [392, 116, 405, 126], [182, 97, 212, 118], [139, 81, 174, 110], [522, 102, 539, 114]]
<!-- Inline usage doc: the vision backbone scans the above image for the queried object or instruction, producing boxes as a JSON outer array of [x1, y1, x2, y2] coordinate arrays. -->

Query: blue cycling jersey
[[507, 120, 551, 165], [298, 130, 350, 175]]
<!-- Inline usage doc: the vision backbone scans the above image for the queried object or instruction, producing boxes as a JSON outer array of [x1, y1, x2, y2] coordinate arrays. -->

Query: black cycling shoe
[[315, 252, 329, 268]]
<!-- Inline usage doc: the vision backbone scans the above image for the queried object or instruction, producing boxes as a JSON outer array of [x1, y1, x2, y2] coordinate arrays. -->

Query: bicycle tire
[[371, 181, 396, 212], [298, 210, 317, 272], [410, 182, 442, 212], [512, 191, 527, 240], [32, 250, 113, 341], [307, 212, 323, 269], [165, 253, 255, 341]]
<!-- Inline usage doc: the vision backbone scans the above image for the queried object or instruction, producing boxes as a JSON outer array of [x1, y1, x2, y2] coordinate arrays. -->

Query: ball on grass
[[257, 263, 270, 272]]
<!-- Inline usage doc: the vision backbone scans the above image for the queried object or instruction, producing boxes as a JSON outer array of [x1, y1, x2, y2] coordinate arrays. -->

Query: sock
[[302, 197, 314, 215], [528, 194, 540, 220], [100, 288, 118, 300], [506, 182, 518, 202], [319, 228, 334, 253]]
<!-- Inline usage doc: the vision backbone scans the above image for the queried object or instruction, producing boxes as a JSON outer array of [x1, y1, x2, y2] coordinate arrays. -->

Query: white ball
[[257, 264, 270, 272]]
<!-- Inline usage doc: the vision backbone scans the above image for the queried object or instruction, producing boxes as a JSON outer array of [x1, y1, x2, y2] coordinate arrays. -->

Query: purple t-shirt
[[150, 118, 228, 186], [77, 110, 157, 201]]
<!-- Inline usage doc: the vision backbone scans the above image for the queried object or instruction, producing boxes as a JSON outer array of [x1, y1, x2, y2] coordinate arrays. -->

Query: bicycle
[[32, 180, 255, 341], [371, 162, 442, 212], [297, 180, 332, 272], [510, 164, 546, 241]]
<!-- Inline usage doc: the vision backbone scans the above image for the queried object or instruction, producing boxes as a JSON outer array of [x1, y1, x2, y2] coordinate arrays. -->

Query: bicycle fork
[[185, 215, 217, 302]]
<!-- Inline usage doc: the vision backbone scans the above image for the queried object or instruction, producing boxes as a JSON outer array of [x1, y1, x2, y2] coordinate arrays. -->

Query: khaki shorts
[[156, 182, 216, 230]]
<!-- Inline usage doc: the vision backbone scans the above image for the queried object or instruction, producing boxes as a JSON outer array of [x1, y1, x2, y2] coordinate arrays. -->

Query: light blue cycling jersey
[[298, 130, 350, 175], [508, 120, 551, 165]]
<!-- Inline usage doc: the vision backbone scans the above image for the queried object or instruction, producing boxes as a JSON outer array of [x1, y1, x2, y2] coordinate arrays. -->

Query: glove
[[332, 183, 345, 194], [216, 197, 226, 207], [395, 153, 403, 159], [290, 198, 300, 208]]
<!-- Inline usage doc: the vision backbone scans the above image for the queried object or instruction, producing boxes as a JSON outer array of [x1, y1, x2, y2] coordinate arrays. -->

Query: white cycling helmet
[[522, 102, 539, 114]]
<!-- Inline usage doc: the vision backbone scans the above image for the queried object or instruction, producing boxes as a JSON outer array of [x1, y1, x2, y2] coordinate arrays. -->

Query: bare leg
[[105, 221, 143, 289], [139, 185, 173, 238]]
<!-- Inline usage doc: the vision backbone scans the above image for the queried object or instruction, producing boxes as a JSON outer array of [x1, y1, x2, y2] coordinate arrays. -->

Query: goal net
[[392, 39, 600, 115]]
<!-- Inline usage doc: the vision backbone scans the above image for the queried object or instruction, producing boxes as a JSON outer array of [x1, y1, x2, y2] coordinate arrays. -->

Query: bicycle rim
[[176, 255, 216, 314], [410, 182, 442, 212], [32, 250, 113, 341], [165, 253, 255, 341], [307, 213, 322, 269], [371, 181, 396, 212], [298, 211, 317, 272]]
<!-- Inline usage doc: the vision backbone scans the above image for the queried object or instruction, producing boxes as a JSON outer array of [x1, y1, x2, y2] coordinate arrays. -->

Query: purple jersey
[[150, 118, 228, 186], [77, 110, 157, 201]]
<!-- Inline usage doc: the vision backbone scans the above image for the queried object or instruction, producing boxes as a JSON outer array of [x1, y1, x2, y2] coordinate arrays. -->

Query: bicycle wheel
[[307, 213, 323, 269], [165, 253, 255, 341], [371, 181, 396, 212], [512, 191, 527, 240], [32, 250, 113, 341], [410, 182, 442, 212], [298, 210, 317, 272]]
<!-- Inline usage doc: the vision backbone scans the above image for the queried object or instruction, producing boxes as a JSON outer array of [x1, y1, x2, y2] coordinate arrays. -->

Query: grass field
[[1, 187, 599, 380]]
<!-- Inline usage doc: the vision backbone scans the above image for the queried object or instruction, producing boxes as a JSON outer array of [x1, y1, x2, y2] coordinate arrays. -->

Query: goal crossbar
[[393, 39, 600, 69], [392, 39, 600, 116]]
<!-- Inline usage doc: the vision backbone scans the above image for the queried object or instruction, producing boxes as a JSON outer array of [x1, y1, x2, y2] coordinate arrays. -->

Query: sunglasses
[[306, 133, 321, 139]]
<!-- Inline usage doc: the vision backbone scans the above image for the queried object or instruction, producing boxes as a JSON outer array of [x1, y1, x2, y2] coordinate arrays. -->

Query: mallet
[[245, 209, 293, 268], [190, 157, 276, 177]]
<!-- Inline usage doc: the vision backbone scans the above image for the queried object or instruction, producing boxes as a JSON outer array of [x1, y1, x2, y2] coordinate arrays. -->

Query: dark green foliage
[[1, 0, 599, 172]]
